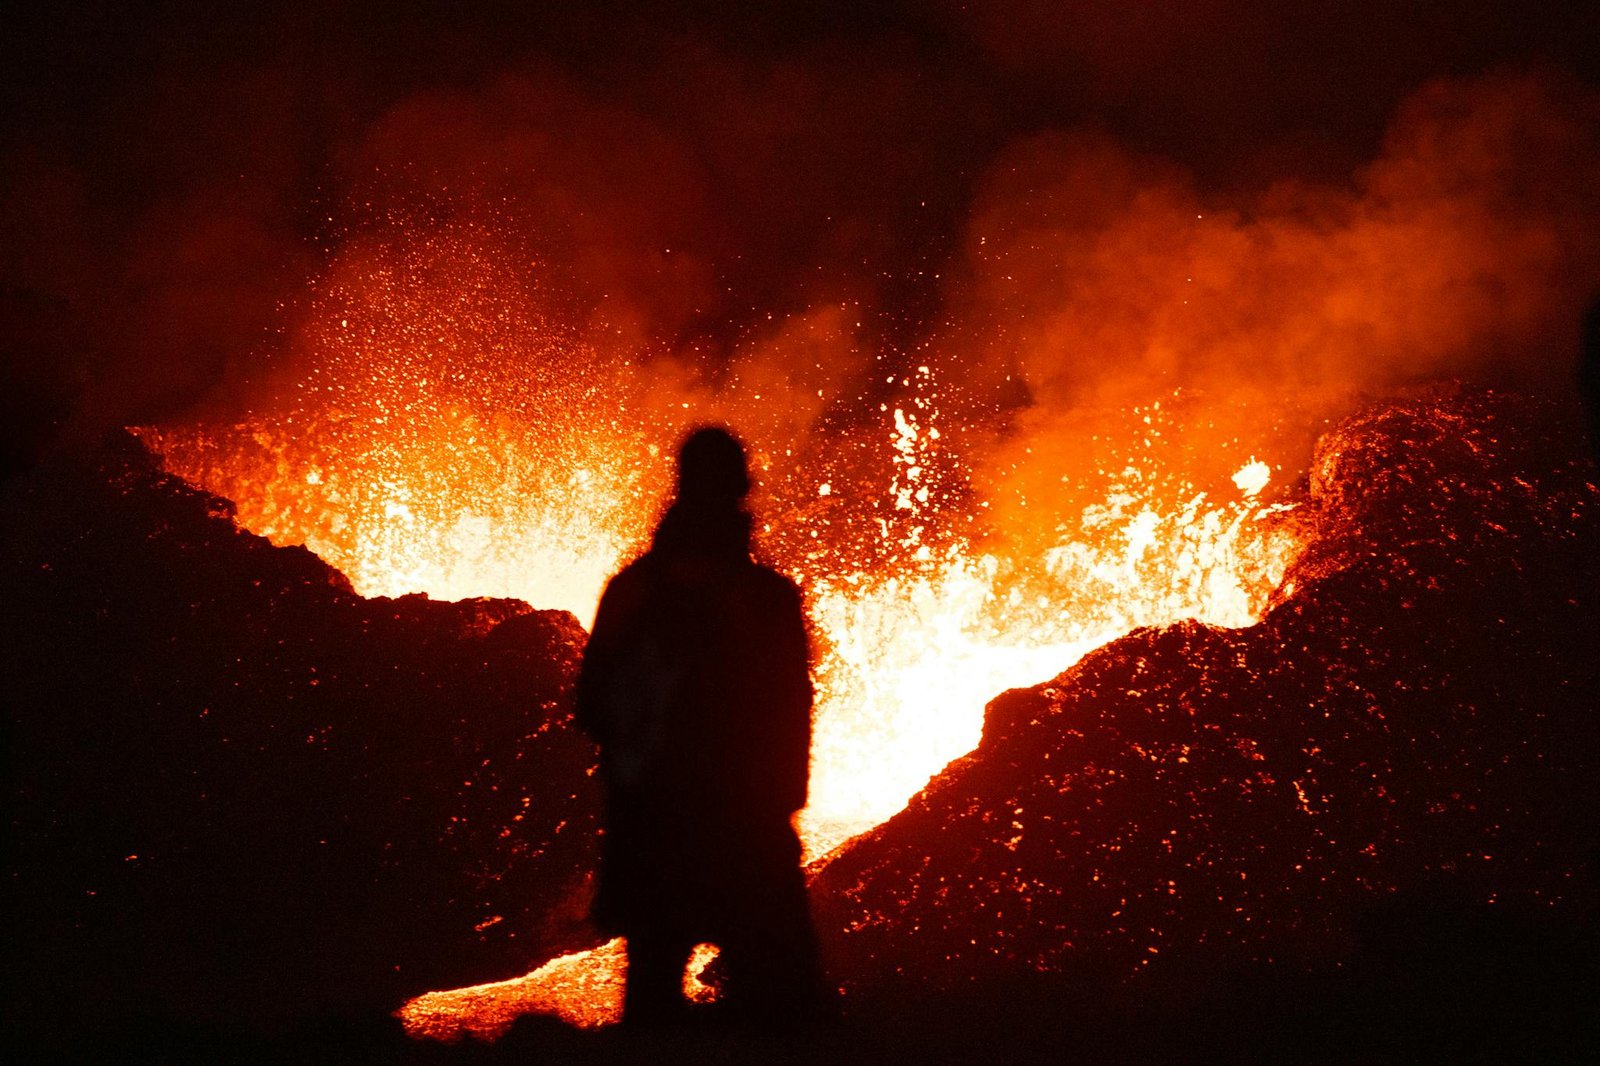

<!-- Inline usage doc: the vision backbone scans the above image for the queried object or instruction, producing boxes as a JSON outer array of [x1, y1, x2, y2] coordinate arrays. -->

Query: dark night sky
[[4, 1, 1598, 463]]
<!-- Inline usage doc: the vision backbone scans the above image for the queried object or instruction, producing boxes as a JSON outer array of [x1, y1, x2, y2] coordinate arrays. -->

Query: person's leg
[[623, 933, 693, 1026], [720, 856, 827, 1028]]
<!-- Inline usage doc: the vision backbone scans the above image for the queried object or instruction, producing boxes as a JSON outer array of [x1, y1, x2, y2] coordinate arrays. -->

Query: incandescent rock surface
[[812, 387, 1600, 999]]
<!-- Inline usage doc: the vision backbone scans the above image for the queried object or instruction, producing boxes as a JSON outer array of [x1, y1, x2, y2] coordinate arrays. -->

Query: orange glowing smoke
[[125, 66, 1600, 1040]]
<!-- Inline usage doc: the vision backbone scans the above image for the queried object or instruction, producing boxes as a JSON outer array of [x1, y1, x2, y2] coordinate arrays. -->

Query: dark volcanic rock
[[812, 386, 1600, 1000], [1, 433, 601, 1038]]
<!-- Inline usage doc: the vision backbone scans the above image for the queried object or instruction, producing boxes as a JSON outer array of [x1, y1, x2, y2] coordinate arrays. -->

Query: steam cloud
[[937, 72, 1600, 555]]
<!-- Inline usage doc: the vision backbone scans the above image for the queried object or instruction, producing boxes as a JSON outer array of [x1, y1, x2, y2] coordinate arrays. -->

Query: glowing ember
[[1232, 459, 1272, 497], [136, 221, 669, 623]]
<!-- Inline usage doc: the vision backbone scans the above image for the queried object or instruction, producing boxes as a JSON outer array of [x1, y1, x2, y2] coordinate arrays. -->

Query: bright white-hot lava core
[[143, 401, 1302, 860], [136, 221, 1311, 1038]]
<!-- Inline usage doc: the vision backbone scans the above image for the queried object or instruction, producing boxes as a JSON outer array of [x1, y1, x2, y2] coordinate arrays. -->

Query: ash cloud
[[946, 70, 1600, 403]]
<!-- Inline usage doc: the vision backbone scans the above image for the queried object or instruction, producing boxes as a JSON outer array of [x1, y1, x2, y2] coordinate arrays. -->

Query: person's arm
[[774, 579, 815, 815], [575, 573, 634, 744]]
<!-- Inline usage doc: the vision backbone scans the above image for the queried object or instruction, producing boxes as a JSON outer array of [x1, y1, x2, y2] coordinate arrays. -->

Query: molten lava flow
[[399, 939, 722, 1038], [138, 222, 1311, 1038]]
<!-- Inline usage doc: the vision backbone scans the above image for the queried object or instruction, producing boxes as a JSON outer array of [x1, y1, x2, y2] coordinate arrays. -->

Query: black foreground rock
[[1, 433, 601, 1044]]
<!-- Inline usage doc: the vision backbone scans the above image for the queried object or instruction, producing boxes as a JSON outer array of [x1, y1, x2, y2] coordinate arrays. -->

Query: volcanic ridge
[[3, 386, 1597, 1060]]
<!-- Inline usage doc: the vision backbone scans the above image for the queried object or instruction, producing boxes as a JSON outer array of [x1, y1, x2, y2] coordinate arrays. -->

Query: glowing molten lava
[[143, 410, 1302, 862], [136, 221, 1310, 1037]]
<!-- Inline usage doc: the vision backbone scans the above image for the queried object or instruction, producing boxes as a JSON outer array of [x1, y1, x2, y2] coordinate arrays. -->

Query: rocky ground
[[5, 386, 1597, 1062], [2, 434, 603, 1044]]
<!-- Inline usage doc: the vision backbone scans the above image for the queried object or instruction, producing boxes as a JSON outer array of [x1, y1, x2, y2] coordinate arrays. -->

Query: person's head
[[676, 426, 750, 506]]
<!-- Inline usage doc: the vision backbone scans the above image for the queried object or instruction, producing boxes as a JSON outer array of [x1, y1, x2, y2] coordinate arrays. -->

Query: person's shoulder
[[598, 555, 656, 606], [748, 562, 802, 602], [611, 555, 653, 585]]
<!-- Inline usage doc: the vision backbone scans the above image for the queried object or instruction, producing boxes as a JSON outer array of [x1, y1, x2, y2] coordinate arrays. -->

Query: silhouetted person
[[576, 427, 823, 1028]]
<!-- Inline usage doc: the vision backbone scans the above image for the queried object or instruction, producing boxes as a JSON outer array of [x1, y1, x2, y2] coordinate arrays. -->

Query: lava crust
[[811, 387, 1600, 1000]]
